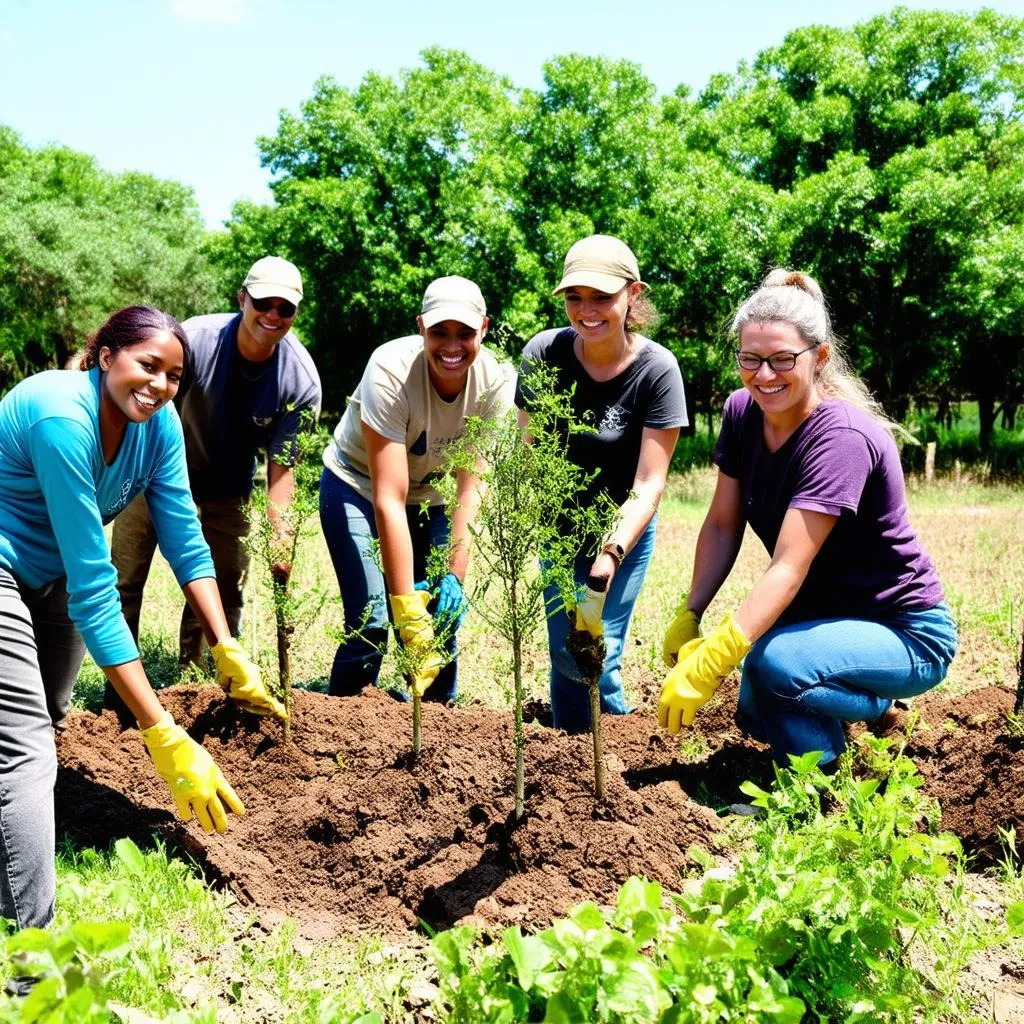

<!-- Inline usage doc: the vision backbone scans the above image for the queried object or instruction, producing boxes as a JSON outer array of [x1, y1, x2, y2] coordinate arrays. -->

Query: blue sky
[[3, 0, 1023, 227]]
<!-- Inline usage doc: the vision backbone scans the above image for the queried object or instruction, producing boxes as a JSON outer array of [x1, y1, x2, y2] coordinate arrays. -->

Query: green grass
[[1, 838, 421, 1022]]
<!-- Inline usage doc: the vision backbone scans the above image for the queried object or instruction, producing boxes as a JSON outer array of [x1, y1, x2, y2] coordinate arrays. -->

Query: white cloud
[[170, 0, 243, 24]]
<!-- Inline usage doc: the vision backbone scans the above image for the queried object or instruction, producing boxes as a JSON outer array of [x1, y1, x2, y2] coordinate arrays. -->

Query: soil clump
[[56, 686, 726, 939], [55, 680, 1022, 939]]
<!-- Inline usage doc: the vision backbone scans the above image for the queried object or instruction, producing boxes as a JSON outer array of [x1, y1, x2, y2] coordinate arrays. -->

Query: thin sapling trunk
[[566, 624, 607, 803]]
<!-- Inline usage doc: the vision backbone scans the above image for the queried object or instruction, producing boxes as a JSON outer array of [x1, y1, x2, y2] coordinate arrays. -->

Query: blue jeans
[[319, 469, 457, 702], [738, 603, 957, 766], [544, 519, 657, 734]]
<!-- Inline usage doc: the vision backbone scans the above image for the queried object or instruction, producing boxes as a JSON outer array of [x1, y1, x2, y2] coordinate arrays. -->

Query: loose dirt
[[55, 680, 1023, 940]]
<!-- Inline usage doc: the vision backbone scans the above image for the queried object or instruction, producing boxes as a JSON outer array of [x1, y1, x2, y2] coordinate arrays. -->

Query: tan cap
[[553, 235, 645, 294], [420, 275, 487, 330], [242, 256, 303, 307]]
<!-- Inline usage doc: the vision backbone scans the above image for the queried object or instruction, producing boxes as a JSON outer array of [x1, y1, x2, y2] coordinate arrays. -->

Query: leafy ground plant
[[430, 748, 1024, 1023], [436, 361, 617, 818]]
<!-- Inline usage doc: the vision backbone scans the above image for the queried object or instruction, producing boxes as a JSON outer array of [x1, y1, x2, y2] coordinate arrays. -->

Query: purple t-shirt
[[715, 390, 943, 623]]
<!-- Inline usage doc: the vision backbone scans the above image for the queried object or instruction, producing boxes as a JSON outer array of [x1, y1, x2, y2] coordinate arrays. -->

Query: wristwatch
[[601, 541, 625, 569]]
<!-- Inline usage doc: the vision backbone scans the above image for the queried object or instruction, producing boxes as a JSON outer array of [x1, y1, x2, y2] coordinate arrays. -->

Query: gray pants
[[110, 494, 250, 665], [0, 567, 86, 929]]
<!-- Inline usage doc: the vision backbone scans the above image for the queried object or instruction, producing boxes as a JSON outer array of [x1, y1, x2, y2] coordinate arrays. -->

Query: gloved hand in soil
[[211, 638, 288, 722], [662, 600, 701, 667], [574, 579, 608, 640], [658, 613, 751, 733], [390, 591, 444, 697], [141, 712, 244, 832], [415, 573, 467, 628]]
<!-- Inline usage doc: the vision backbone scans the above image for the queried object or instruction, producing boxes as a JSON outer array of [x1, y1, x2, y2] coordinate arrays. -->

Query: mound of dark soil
[[56, 686, 734, 939], [903, 686, 1024, 866], [55, 680, 1021, 939]]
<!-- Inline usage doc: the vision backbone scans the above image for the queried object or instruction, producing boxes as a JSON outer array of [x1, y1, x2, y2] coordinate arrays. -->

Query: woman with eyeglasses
[[657, 270, 956, 769]]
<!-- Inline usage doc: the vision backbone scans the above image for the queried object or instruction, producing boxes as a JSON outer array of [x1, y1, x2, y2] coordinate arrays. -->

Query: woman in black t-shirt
[[514, 235, 687, 733]]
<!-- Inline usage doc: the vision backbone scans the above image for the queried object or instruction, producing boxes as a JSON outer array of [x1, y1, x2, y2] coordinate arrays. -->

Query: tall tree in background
[[691, 9, 1024, 438], [0, 128, 217, 391]]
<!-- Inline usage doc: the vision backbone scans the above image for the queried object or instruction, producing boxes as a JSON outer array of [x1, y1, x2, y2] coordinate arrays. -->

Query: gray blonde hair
[[731, 269, 903, 434]]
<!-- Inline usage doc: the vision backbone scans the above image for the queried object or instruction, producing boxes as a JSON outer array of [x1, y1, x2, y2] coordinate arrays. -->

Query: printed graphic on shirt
[[598, 404, 628, 435]]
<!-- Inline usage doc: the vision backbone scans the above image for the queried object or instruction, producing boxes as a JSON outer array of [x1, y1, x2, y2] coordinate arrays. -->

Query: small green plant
[[430, 749, 1009, 1022], [247, 417, 330, 741], [436, 362, 617, 818]]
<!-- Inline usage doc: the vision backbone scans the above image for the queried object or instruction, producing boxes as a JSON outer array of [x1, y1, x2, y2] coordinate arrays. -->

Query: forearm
[[448, 472, 481, 582], [687, 519, 744, 617], [733, 560, 807, 643], [102, 660, 164, 728], [266, 464, 296, 551], [374, 497, 416, 595], [607, 479, 664, 555], [182, 577, 233, 646]]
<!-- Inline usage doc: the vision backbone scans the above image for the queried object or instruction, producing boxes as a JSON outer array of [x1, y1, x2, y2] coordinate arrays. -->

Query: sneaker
[[725, 802, 764, 818]]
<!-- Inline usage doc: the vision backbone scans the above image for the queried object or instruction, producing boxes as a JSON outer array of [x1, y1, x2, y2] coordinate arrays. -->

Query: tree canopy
[[4, 8, 1024, 450]]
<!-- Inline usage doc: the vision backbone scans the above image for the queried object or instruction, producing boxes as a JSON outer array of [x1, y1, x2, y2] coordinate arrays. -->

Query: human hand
[[390, 591, 444, 697], [211, 638, 288, 721], [574, 585, 608, 640], [662, 602, 701, 667], [140, 712, 244, 832]]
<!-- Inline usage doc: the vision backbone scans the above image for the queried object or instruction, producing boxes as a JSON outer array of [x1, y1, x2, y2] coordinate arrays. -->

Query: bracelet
[[601, 541, 625, 569]]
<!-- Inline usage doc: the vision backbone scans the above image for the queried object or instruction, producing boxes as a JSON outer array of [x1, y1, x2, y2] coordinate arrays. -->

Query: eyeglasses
[[735, 343, 818, 373], [246, 291, 297, 319]]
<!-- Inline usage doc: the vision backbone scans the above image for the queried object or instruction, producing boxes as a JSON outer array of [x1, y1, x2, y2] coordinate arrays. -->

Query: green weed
[[430, 749, 1004, 1023]]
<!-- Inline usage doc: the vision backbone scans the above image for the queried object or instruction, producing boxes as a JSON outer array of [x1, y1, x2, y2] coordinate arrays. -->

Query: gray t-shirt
[[715, 388, 944, 622], [324, 336, 515, 505], [515, 327, 688, 506], [177, 313, 322, 502]]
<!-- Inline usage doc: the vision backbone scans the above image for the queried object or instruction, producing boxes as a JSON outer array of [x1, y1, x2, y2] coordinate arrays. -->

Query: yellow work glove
[[662, 601, 702, 667], [140, 712, 244, 832], [657, 614, 752, 733], [390, 591, 443, 698], [574, 585, 608, 640], [211, 638, 288, 722]]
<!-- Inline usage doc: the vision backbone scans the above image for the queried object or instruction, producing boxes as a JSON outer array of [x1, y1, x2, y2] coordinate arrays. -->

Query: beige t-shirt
[[323, 336, 515, 505]]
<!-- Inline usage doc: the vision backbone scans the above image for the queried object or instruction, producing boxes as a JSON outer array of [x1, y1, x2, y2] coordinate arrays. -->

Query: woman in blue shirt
[[0, 305, 285, 934]]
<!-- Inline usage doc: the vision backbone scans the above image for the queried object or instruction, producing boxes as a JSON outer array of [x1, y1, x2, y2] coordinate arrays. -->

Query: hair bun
[[762, 268, 824, 304]]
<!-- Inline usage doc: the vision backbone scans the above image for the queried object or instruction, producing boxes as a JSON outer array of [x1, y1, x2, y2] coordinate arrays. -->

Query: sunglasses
[[246, 292, 297, 319]]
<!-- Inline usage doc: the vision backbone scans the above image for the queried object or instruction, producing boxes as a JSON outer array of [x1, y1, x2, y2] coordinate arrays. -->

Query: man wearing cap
[[319, 275, 513, 701], [109, 256, 322, 682]]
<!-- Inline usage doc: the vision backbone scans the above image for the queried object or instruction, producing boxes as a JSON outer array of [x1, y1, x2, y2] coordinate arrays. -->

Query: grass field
[[49, 467, 1024, 1022], [75, 467, 1024, 714]]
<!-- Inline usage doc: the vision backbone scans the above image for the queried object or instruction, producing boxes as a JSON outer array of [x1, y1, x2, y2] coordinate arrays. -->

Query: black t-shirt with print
[[515, 327, 687, 506]]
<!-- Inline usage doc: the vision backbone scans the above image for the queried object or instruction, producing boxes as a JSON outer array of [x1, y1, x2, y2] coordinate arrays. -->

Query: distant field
[[75, 468, 1024, 714]]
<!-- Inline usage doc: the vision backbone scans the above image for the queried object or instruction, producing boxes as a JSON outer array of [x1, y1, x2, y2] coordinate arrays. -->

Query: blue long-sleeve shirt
[[0, 368, 215, 666]]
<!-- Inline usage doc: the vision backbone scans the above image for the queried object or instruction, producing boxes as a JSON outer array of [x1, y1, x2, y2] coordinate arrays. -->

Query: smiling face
[[236, 288, 298, 359], [419, 316, 487, 399], [562, 282, 641, 346], [98, 330, 185, 426], [737, 321, 827, 428]]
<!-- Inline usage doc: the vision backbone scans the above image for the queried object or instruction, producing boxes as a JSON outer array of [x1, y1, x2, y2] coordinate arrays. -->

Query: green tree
[[0, 127, 218, 390], [693, 10, 1024, 439]]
